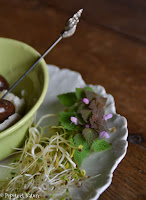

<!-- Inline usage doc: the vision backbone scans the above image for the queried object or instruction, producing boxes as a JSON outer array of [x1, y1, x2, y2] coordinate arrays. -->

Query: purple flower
[[99, 131, 110, 139], [104, 114, 113, 121], [85, 124, 90, 128], [70, 117, 78, 125], [82, 98, 89, 104]]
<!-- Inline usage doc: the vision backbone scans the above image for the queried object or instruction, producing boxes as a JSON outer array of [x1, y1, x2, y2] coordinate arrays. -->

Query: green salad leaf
[[76, 88, 84, 100], [59, 112, 78, 131], [81, 109, 92, 123], [82, 128, 98, 145], [91, 138, 111, 152], [72, 134, 90, 167], [84, 86, 94, 92], [58, 92, 77, 106], [58, 86, 112, 167]]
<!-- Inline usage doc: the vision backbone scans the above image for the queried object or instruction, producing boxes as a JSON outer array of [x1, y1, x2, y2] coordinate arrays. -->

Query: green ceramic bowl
[[0, 38, 49, 161]]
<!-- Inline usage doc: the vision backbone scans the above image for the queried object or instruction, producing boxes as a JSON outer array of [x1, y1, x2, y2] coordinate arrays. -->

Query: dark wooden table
[[0, 0, 145, 199]]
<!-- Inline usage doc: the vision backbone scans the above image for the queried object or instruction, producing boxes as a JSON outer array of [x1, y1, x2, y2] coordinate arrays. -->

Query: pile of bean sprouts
[[0, 114, 86, 200]]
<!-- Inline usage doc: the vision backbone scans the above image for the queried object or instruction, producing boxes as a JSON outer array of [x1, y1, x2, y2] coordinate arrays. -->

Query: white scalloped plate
[[0, 65, 128, 199]]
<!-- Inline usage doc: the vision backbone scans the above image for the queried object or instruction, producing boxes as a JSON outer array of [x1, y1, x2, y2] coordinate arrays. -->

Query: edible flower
[[85, 124, 90, 128], [104, 114, 113, 121], [70, 117, 78, 125], [82, 98, 89, 104], [99, 131, 110, 139]]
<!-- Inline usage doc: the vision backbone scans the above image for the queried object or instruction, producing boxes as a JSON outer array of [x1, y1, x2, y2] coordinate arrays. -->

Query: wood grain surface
[[0, 0, 145, 199]]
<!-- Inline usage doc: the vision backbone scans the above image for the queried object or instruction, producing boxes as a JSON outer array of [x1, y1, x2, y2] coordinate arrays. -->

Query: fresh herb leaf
[[85, 90, 97, 101], [59, 112, 78, 131], [84, 86, 94, 92], [82, 128, 98, 145], [77, 103, 87, 113], [76, 88, 85, 100], [73, 134, 90, 167], [89, 97, 107, 111], [91, 138, 110, 152], [88, 97, 108, 132], [76, 113, 86, 125], [65, 105, 78, 113], [58, 92, 77, 106], [89, 109, 108, 132], [81, 109, 92, 123]]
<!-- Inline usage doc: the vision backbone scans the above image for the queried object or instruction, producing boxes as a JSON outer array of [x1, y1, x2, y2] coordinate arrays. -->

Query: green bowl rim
[[0, 37, 49, 139]]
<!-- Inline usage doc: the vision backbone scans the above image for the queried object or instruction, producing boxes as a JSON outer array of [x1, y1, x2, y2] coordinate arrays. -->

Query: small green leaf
[[85, 90, 97, 101], [76, 88, 85, 100], [58, 92, 77, 106], [59, 112, 78, 131], [91, 138, 110, 152], [81, 109, 92, 123], [77, 103, 87, 113], [84, 86, 94, 92], [73, 134, 90, 167], [65, 105, 78, 113], [76, 113, 86, 125], [82, 128, 98, 145]]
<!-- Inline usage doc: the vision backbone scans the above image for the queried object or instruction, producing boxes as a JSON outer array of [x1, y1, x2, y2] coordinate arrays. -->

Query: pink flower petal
[[99, 131, 110, 139], [70, 117, 78, 125], [104, 114, 113, 121], [82, 98, 89, 104], [85, 124, 90, 128]]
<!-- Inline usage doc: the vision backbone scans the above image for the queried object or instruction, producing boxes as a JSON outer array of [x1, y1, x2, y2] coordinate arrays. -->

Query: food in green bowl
[[0, 38, 49, 161], [0, 91, 25, 132]]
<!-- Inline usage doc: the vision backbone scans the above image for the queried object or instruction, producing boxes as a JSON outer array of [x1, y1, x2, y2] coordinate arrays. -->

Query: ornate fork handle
[[62, 9, 83, 38]]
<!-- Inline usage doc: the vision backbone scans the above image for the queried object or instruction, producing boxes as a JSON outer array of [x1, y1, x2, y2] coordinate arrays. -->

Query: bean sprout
[[0, 114, 86, 200]]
